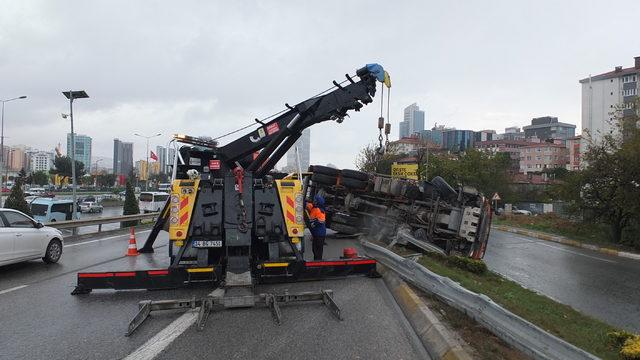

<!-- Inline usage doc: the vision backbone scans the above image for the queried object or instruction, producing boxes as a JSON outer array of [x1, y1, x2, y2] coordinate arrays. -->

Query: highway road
[[0, 230, 429, 360], [484, 229, 640, 332]]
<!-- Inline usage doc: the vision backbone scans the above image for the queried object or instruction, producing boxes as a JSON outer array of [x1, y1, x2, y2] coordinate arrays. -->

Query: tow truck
[[71, 64, 390, 334]]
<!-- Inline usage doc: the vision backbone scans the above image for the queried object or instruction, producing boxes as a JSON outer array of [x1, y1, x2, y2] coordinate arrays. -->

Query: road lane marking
[[500, 232, 616, 263], [64, 230, 152, 248], [0, 284, 28, 295], [124, 289, 221, 360], [124, 310, 199, 360]]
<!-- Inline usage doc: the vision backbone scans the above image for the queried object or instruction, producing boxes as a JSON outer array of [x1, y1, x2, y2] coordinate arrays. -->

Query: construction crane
[[71, 64, 390, 335]]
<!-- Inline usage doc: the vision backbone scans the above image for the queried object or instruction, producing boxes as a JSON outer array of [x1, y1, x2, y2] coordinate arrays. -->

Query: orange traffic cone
[[126, 227, 139, 256]]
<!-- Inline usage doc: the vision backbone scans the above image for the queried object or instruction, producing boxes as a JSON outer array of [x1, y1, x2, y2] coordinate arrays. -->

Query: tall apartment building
[[580, 56, 640, 145], [285, 128, 310, 172], [113, 138, 134, 178], [522, 116, 576, 143], [156, 146, 167, 174], [66, 134, 92, 171], [399, 103, 425, 138], [30, 151, 55, 172]]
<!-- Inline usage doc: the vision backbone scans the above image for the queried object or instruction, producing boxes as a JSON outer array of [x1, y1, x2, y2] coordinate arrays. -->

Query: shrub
[[5, 179, 32, 216], [424, 252, 488, 274], [122, 180, 139, 228]]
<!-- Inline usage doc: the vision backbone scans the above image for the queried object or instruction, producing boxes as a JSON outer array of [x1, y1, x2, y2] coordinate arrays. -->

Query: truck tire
[[311, 173, 337, 186], [310, 165, 339, 176], [341, 177, 368, 190], [331, 222, 359, 235], [340, 169, 369, 181], [431, 176, 456, 199]]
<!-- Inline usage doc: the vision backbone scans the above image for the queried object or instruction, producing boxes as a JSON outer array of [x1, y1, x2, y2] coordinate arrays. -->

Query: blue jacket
[[307, 195, 326, 237]]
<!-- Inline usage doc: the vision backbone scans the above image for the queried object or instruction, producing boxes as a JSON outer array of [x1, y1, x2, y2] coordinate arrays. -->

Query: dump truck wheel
[[310, 165, 339, 176], [341, 177, 368, 190], [340, 169, 369, 181], [431, 176, 457, 199], [311, 173, 337, 185]]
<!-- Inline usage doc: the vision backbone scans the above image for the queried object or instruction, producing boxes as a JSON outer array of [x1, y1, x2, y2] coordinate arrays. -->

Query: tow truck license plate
[[193, 240, 222, 248]]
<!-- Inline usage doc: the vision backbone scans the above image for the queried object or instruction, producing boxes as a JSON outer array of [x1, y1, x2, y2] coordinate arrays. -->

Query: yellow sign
[[391, 163, 418, 180]]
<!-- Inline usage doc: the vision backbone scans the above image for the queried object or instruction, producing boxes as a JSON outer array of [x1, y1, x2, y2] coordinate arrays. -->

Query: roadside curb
[[379, 265, 473, 360], [493, 225, 640, 261]]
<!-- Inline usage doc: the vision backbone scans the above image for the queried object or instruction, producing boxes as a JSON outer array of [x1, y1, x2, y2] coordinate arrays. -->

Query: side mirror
[[35, 222, 44, 229]]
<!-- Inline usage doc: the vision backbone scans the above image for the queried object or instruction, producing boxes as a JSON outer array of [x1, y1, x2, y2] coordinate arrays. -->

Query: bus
[[138, 192, 170, 213]]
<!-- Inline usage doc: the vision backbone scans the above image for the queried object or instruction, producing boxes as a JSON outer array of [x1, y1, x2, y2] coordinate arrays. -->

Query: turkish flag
[[150, 151, 158, 161]]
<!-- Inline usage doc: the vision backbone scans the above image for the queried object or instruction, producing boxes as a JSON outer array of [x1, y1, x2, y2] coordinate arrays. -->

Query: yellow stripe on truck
[[275, 179, 304, 237], [169, 179, 199, 241], [263, 262, 289, 268]]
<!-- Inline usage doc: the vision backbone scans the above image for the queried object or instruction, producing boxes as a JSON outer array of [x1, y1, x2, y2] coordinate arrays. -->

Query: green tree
[[355, 143, 404, 174], [50, 156, 85, 183], [578, 102, 640, 243], [31, 171, 50, 186], [96, 173, 117, 188], [81, 174, 94, 187], [122, 180, 140, 227], [5, 178, 32, 216]]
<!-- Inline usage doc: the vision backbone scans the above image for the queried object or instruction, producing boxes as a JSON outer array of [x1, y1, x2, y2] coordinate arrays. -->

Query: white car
[[0, 209, 64, 266], [512, 207, 532, 216], [79, 201, 103, 213]]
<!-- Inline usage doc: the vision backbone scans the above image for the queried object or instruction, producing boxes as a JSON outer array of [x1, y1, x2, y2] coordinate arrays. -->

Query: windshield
[[30, 204, 48, 216], [139, 193, 153, 202]]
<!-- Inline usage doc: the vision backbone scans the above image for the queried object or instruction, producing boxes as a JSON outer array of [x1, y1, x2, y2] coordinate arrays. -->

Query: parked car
[[30, 198, 76, 223], [79, 201, 103, 213], [512, 206, 532, 216], [0, 209, 64, 266]]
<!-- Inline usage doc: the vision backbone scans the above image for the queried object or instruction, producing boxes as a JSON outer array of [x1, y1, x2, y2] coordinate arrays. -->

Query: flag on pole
[[150, 151, 158, 161]]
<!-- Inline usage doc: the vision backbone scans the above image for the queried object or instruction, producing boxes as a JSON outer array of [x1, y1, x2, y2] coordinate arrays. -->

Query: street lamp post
[[62, 91, 89, 221], [134, 133, 162, 191], [1, 95, 27, 206]]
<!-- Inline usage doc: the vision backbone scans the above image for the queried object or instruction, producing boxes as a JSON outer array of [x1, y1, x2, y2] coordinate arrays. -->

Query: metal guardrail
[[46, 213, 158, 233], [361, 240, 599, 360]]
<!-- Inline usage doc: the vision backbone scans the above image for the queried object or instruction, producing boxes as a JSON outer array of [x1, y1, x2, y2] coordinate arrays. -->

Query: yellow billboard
[[391, 163, 418, 180]]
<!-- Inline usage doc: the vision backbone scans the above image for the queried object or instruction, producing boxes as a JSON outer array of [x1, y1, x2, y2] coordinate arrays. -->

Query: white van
[[138, 192, 169, 213]]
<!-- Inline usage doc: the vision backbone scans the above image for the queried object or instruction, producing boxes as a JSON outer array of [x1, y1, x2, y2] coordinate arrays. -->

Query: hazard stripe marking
[[286, 211, 296, 223], [180, 197, 188, 209], [179, 212, 189, 225], [286, 196, 294, 207]]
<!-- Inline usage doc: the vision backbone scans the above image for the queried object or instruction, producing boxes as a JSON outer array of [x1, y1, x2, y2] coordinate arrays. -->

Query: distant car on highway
[[0, 209, 64, 266], [79, 201, 103, 213], [512, 206, 532, 216]]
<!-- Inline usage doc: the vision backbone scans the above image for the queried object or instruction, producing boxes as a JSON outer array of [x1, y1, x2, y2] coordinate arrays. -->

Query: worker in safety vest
[[306, 194, 327, 260]]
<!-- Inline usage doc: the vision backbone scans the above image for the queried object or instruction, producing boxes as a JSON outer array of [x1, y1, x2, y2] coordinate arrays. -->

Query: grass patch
[[493, 214, 640, 252], [415, 252, 622, 359]]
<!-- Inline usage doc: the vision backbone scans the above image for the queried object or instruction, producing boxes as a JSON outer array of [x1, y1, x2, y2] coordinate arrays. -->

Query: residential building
[[566, 135, 582, 171], [388, 136, 440, 156], [474, 139, 530, 172], [113, 138, 134, 179], [66, 134, 92, 171], [522, 117, 576, 142], [399, 103, 425, 138], [285, 128, 310, 172], [156, 146, 167, 174], [580, 56, 640, 146], [7, 146, 27, 171], [519, 142, 569, 174], [30, 151, 55, 172], [442, 130, 474, 152], [135, 160, 148, 180]]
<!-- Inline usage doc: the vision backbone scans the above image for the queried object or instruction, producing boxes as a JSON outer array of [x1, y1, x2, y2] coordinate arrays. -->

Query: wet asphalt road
[[484, 229, 640, 332], [0, 231, 428, 360]]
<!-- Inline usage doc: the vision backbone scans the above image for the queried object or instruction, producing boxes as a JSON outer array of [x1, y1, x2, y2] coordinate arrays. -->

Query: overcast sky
[[1, 1, 639, 168]]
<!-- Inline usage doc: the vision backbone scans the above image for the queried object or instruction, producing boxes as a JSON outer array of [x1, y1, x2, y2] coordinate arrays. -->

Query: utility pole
[[62, 90, 89, 221], [1, 95, 27, 206]]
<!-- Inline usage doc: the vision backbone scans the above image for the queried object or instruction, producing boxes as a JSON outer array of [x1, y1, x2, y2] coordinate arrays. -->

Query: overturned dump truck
[[305, 165, 492, 259]]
